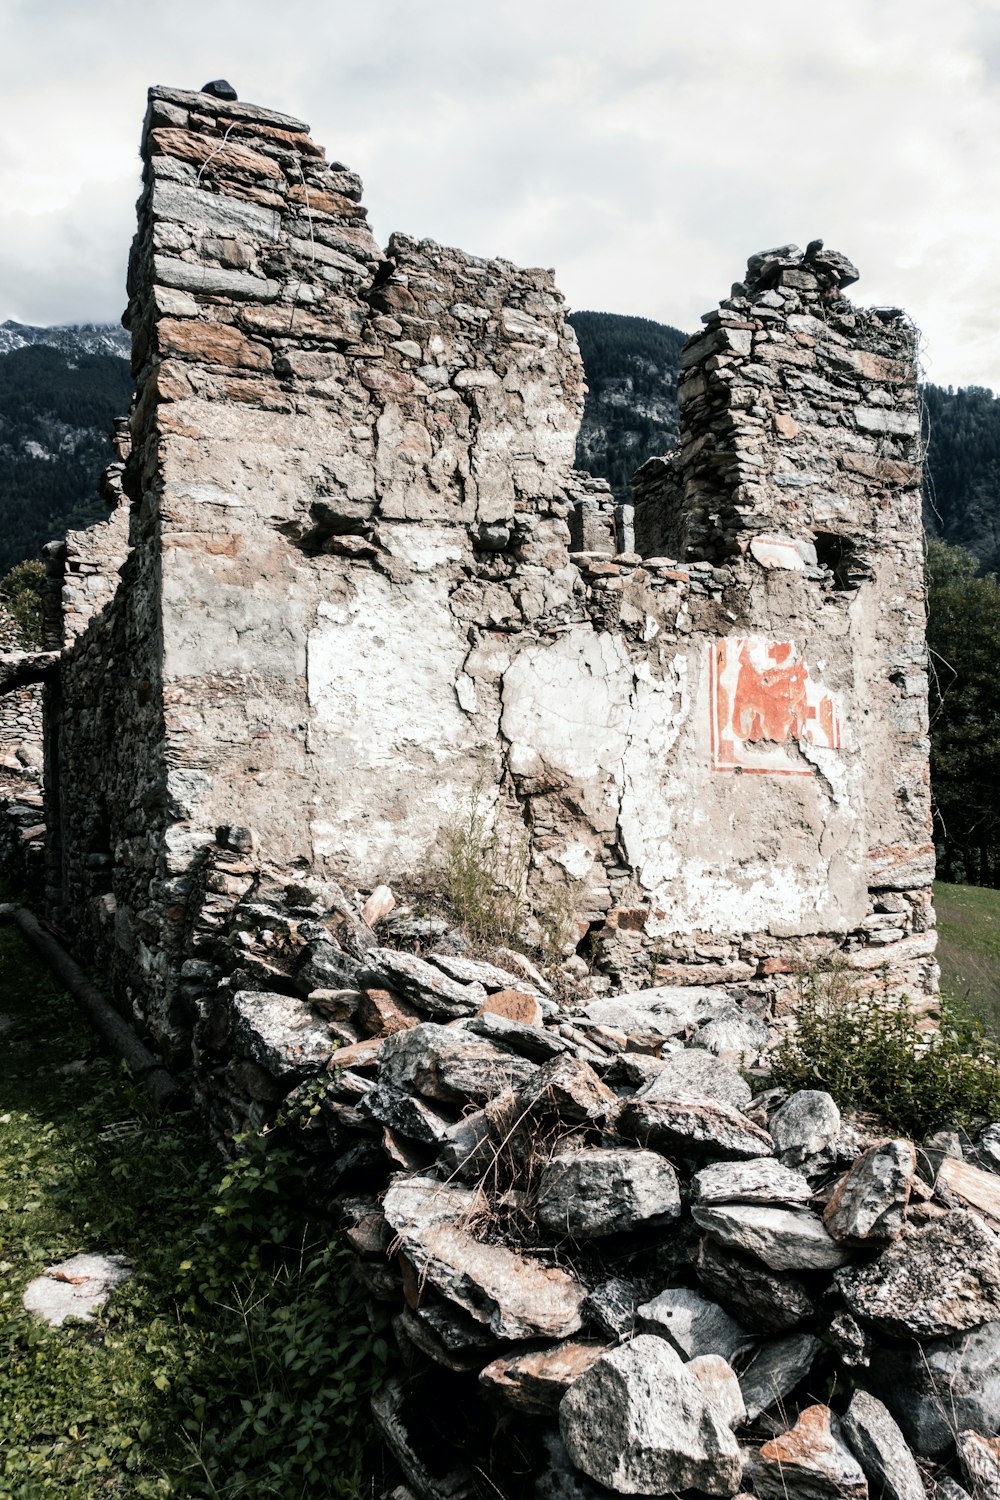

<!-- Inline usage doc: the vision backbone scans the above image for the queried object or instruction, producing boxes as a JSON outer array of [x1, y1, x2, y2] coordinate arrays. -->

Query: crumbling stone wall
[[0, 605, 45, 887], [42, 87, 935, 1047]]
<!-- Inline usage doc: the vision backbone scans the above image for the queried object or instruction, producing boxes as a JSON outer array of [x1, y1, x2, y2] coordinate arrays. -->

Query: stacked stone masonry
[[0, 605, 45, 886], [0, 86, 933, 1047]]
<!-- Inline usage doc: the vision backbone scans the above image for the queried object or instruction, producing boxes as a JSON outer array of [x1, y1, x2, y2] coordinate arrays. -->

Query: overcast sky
[[3, 0, 1000, 390]]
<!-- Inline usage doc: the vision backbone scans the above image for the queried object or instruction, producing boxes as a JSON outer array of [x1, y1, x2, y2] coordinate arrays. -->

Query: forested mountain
[[0, 328, 132, 576], [922, 384, 1000, 569], [0, 318, 130, 360], [568, 311, 685, 496]]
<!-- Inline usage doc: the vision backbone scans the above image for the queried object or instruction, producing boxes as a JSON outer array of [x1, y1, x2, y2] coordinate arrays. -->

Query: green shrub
[[769, 968, 1000, 1137], [0, 557, 45, 648]]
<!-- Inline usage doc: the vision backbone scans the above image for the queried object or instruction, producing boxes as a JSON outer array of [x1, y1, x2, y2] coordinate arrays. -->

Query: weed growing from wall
[[442, 769, 529, 949]]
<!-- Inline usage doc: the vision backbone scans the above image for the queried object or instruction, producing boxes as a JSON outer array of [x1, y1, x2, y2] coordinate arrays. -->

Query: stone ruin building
[[5, 86, 991, 1500], [0, 84, 935, 1047]]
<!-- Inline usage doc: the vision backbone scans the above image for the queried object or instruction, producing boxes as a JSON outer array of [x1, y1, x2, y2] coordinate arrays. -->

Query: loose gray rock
[[687, 1354, 747, 1430], [230, 990, 337, 1076], [976, 1124, 1000, 1175], [466, 1013, 570, 1062], [603, 1053, 673, 1092], [769, 1090, 841, 1170], [361, 1083, 452, 1144], [558, 1334, 744, 1495], [836, 1210, 1000, 1339], [956, 1430, 1000, 1500], [537, 1148, 681, 1238], [296, 940, 362, 995], [693, 1235, 816, 1334], [692, 1203, 851, 1271], [868, 1319, 1000, 1456], [827, 1310, 872, 1370], [379, 1022, 537, 1104], [754, 1404, 867, 1499], [693, 1157, 813, 1208], [918, 1128, 963, 1184], [438, 1105, 500, 1179], [738, 1333, 821, 1422], [933, 1482, 972, 1500], [429, 952, 543, 998], [383, 1178, 586, 1341], [584, 1277, 658, 1340], [365, 948, 486, 1017], [635, 1049, 752, 1110], [637, 1286, 752, 1362], [23, 1253, 133, 1327], [694, 1008, 771, 1058], [618, 1092, 774, 1160], [841, 1389, 927, 1500], [519, 1054, 618, 1123], [535, 1429, 612, 1500], [823, 1139, 916, 1244], [583, 986, 732, 1040]]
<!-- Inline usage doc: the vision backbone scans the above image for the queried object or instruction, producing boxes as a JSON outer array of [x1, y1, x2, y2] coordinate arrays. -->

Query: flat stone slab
[[383, 1178, 585, 1341], [692, 1203, 851, 1271], [618, 1092, 774, 1160], [635, 1049, 752, 1111], [692, 1157, 813, 1208], [23, 1252, 133, 1327]]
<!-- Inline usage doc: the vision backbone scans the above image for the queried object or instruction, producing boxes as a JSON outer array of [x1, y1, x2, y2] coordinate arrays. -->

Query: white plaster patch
[[749, 535, 817, 571], [382, 524, 465, 574], [306, 568, 486, 873], [455, 675, 478, 714], [644, 858, 836, 939], [500, 627, 633, 782], [553, 842, 597, 880]]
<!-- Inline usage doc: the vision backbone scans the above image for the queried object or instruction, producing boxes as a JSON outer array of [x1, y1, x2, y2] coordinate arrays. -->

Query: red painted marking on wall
[[710, 637, 842, 776]]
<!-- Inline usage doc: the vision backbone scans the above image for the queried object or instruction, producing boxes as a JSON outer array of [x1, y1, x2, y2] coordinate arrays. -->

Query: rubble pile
[[182, 841, 1000, 1500]]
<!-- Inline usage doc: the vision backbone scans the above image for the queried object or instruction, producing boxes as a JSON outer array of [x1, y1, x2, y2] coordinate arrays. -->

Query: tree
[[926, 539, 1000, 885], [0, 558, 45, 648]]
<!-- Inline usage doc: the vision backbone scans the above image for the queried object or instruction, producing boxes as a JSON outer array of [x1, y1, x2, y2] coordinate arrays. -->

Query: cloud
[[1, 0, 999, 387]]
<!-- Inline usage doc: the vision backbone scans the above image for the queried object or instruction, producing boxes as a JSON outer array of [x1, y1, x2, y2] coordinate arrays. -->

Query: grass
[[0, 917, 386, 1498], [934, 879, 1000, 1040]]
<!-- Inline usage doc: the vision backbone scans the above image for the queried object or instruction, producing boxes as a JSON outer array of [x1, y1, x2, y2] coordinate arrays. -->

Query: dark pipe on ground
[[0, 904, 183, 1111]]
